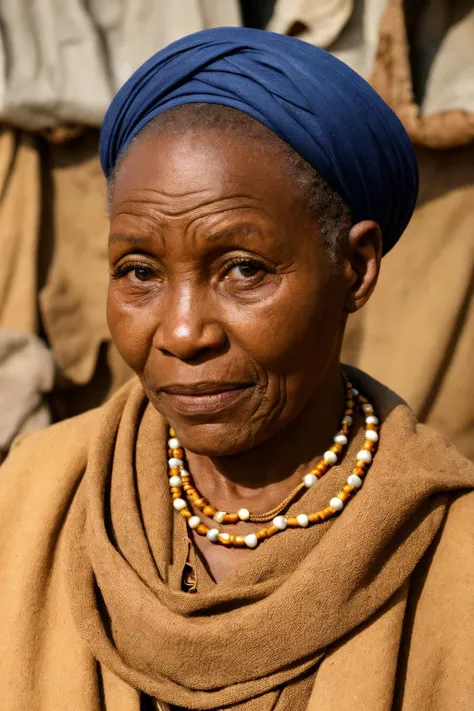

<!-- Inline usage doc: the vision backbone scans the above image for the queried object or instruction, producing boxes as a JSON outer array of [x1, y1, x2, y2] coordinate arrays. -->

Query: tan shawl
[[1, 369, 474, 711]]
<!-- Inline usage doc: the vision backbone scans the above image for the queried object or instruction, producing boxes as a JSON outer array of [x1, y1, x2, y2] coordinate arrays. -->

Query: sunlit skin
[[107, 126, 381, 580]]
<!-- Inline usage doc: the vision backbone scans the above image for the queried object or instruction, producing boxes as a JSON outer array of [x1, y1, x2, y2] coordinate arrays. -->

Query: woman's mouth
[[159, 382, 254, 415]]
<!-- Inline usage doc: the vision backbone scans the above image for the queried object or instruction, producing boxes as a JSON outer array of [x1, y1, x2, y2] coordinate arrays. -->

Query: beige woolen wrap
[[1, 369, 474, 710]]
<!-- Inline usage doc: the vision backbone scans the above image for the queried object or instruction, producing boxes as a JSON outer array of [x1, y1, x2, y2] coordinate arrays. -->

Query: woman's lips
[[160, 384, 253, 415]]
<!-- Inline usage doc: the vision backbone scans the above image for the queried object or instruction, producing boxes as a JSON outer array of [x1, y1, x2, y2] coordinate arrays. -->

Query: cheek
[[107, 284, 158, 373], [230, 272, 345, 377]]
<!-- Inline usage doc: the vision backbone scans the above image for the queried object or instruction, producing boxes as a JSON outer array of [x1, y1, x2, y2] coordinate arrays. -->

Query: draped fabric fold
[[1, 369, 474, 710], [65, 371, 474, 707]]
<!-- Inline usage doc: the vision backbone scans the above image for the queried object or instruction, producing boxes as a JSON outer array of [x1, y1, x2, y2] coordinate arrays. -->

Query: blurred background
[[0, 0, 472, 463]]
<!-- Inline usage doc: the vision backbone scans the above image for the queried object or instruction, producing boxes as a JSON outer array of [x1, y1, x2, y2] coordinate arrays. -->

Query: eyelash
[[111, 255, 272, 282], [223, 256, 270, 278], [111, 261, 156, 280]]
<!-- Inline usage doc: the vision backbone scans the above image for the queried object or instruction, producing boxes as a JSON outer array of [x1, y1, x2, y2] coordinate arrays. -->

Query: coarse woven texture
[[1, 368, 474, 710], [99, 27, 418, 255]]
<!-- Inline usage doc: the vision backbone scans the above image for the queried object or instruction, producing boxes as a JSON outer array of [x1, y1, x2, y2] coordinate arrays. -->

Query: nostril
[[158, 344, 229, 366]]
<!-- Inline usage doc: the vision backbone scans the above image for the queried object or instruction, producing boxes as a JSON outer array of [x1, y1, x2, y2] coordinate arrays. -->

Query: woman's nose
[[153, 283, 227, 361]]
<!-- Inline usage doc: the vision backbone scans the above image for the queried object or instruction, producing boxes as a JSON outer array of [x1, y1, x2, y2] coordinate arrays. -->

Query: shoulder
[[399, 490, 474, 706], [348, 364, 474, 479], [9, 407, 99, 461], [0, 379, 140, 530], [0, 407, 99, 556], [5, 377, 139, 471], [408, 489, 474, 636], [432, 489, 474, 568], [4, 405, 101, 489]]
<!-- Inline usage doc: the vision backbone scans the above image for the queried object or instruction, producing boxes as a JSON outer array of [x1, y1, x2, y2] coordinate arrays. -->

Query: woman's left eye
[[226, 261, 264, 281]]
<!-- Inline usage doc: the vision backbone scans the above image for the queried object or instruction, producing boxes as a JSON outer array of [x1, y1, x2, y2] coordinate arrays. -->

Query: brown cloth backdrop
[[0, 369, 473, 710], [39, 129, 133, 417], [0, 129, 40, 333], [0, 127, 132, 420], [341, 0, 474, 460], [342, 144, 474, 460]]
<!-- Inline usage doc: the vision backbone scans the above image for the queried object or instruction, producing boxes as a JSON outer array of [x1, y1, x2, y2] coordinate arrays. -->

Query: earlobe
[[344, 220, 382, 314]]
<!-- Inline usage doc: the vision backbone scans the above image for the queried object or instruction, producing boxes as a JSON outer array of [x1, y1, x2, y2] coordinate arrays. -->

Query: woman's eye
[[132, 266, 154, 281], [227, 261, 264, 281]]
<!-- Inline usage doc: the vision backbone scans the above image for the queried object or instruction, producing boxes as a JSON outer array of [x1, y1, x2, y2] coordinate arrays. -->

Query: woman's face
[[107, 128, 368, 455]]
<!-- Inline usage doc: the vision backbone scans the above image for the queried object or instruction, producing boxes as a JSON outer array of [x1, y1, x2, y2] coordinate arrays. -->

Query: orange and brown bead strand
[[168, 378, 379, 548]]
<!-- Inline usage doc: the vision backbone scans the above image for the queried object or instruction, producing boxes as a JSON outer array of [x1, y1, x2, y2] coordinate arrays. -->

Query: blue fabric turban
[[100, 27, 418, 254]]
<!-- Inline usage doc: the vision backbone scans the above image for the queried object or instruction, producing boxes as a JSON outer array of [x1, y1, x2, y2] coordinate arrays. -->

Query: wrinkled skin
[[107, 127, 381, 580]]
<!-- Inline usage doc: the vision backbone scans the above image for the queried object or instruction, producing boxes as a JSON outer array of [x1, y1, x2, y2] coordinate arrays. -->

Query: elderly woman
[[1, 27, 473, 711]]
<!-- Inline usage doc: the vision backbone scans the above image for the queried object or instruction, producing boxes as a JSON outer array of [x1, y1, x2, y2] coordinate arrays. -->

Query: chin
[[145, 382, 265, 456], [168, 419, 260, 457]]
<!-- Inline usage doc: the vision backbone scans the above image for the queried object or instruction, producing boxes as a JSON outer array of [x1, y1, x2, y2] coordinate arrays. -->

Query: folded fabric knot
[[100, 27, 418, 254]]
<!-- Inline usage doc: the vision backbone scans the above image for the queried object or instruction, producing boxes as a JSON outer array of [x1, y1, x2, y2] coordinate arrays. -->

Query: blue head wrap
[[100, 27, 418, 254]]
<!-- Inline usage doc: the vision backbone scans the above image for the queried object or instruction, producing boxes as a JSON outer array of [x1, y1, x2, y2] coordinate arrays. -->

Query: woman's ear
[[343, 220, 382, 314]]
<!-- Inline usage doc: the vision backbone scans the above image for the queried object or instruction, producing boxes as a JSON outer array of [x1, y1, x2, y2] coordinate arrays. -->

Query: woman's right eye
[[111, 262, 158, 283], [131, 266, 154, 282]]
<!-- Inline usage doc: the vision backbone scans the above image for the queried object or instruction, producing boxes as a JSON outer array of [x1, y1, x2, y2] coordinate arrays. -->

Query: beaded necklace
[[167, 375, 378, 549]]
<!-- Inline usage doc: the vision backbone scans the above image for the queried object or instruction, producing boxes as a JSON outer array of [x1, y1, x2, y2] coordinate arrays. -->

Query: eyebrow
[[205, 223, 263, 242], [108, 233, 152, 247], [109, 223, 264, 247]]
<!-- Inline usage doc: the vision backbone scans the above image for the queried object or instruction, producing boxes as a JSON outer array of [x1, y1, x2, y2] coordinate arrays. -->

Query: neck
[[185, 364, 345, 515]]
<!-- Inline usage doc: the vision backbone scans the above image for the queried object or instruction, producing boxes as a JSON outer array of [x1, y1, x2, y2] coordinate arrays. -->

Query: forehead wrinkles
[[112, 188, 262, 235], [113, 187, 260, 215]]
